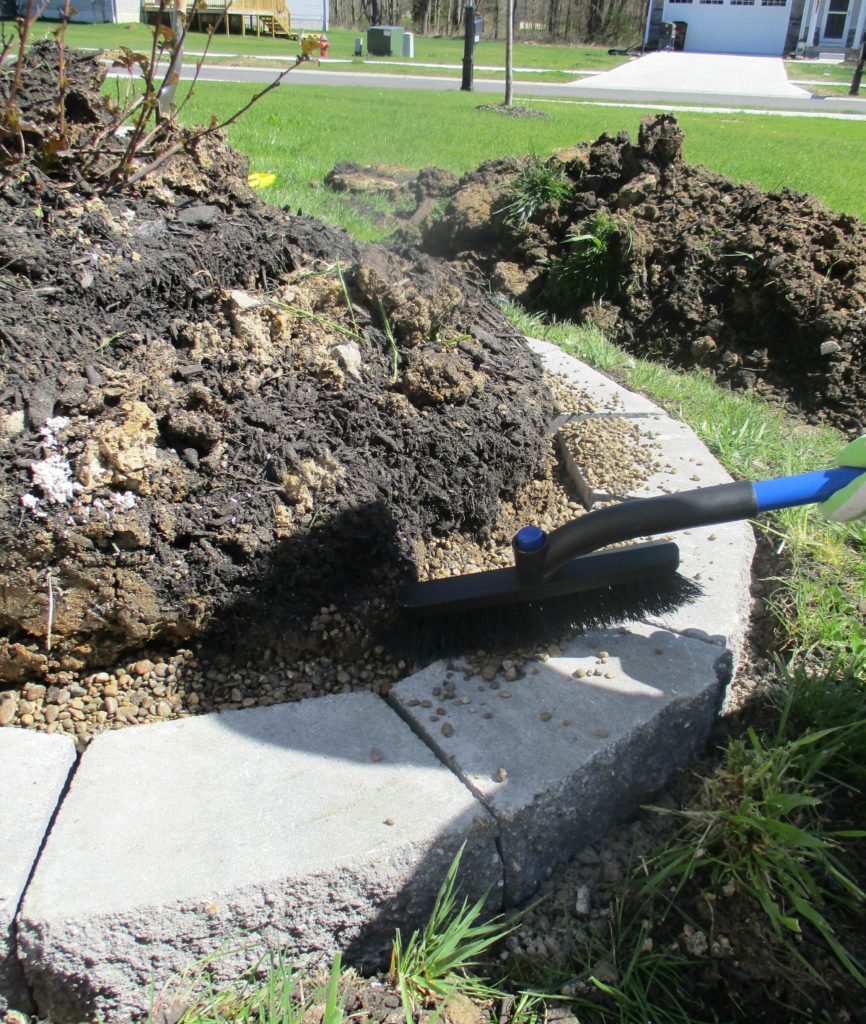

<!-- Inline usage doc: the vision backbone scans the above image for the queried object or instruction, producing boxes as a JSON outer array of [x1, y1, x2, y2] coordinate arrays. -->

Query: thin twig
[[46, 570, 55, 653], [78, 94, 146, 175], [6, 0, 52, 111], [113, 0, 169, 181], [121, 56, 305, 189], [156, 0, 188, 119], [55, 0, 72, 138]]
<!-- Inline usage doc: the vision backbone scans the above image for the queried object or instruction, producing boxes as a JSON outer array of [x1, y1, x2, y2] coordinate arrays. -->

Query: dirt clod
[[404, 114, 866, 434]]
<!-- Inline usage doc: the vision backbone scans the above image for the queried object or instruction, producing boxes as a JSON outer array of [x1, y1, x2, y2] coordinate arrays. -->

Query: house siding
[[34, 0, 113, 20], [644, 0, 858, 53], [288, 0, 327, 29]]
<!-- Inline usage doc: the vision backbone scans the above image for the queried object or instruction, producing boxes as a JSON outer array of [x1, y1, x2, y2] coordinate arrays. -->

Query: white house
[[33, 0, 140, 21], [27, 0, 328, 31], [644, 0, 866, 55]]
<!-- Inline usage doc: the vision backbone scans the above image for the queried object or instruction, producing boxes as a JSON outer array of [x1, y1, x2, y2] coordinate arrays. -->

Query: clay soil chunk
[[0, 729, 76, 1016], [16, 693, 501, 1024], [390, 623, 731, 904]]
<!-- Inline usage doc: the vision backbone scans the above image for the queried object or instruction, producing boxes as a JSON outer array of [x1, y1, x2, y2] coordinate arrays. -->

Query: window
[[761, 0, 787, 6], [730, 0, 755, 5], [824, 0, 850, 37]]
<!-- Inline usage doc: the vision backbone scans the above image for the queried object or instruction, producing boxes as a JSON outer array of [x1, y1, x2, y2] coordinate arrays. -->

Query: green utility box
[[366, 25, 404, 56]]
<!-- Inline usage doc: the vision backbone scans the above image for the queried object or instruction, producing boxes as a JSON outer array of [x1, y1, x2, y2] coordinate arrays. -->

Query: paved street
[[156, 52, 866, 117]]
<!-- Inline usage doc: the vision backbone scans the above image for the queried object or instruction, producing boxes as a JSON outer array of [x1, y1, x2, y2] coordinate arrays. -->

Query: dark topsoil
[[334, 115, 866, 434], [0, 44, 554, 680]]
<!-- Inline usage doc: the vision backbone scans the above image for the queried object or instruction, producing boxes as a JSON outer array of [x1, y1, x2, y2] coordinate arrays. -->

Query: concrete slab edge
[[0, 730, 77, 1015]]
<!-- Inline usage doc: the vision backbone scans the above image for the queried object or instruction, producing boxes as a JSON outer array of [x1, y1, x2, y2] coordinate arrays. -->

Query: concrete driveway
[[571, 51, 810, 98], [564, 50, 866, 114]]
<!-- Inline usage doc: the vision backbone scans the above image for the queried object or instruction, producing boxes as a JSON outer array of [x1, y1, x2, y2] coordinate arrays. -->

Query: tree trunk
[[158, 0, 186, 119], [504, 0, 513, 105]]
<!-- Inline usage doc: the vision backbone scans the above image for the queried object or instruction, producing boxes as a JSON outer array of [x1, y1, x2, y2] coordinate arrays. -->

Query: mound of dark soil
[[405, 115, 866, 434], [0, 46, 553, 681]]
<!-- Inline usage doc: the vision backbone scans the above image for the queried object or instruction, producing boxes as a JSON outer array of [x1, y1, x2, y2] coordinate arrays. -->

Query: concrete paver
[[390, 622, 730, 903], [0, 730, 76, 1015], [17, 693, 500, 1024]]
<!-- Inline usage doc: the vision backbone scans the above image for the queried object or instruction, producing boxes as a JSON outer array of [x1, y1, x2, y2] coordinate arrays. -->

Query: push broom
[[398, 438, 866, 653]]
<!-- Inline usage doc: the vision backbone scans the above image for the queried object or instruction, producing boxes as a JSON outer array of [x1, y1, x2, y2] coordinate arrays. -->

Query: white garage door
[[662, 0, 791, 55]]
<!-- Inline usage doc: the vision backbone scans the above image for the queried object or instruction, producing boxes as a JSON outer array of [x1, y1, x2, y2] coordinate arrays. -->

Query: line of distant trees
[[329, 0, 646, 46]]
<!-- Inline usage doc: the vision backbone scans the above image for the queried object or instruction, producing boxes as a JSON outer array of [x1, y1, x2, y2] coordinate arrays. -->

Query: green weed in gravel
[[642, 710, 866, 988], [568, 895, 714, 1024], [147, 947, 344, 1024], [389, 845, 517, 1017]]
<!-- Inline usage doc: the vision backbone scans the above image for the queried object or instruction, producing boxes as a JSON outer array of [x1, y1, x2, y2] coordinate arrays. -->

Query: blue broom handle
[[752, 465, 864, 513]]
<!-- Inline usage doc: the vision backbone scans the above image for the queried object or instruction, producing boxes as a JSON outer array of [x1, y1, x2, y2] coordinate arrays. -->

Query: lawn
[[164, 81, 866, 239], [22, 21, 627, 81]]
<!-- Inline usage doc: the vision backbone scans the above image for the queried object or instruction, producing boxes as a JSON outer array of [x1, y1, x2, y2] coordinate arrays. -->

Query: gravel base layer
[[0, 370, 670, 750]]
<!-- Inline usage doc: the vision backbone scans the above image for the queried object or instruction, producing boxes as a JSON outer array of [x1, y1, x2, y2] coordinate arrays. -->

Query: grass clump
[[389, 844, 518, 1017], [542, 212, 627, 308], [500, 154, 573, 228], [568, 901, 712, 1024], [148, 948, 344, 1024], [643, 710, 866, 988]]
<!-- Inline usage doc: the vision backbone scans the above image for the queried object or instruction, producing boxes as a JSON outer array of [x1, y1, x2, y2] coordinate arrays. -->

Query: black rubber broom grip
[[516, 480, 757, 584]]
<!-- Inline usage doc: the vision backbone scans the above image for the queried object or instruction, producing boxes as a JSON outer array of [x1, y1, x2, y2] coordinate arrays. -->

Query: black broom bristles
[[387, 544, 703, 661]]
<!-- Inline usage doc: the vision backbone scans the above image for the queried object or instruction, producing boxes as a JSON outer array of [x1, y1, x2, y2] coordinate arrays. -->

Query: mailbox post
[[461, 3, 475, 92]]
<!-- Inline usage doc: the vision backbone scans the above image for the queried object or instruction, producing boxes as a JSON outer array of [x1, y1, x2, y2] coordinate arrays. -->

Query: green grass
[[148, 847, 519, 1024], [389, 844, 518, 1017], [20, 20, 626, 80], [148, 947, 345, 1024], [157, 82, 866, 241], [643, 714, 866, 987], [785, 58, 861, 85], [542, 210, 626, 306], [500, 153, 573, 228]]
